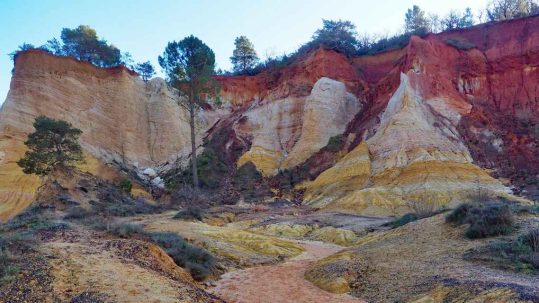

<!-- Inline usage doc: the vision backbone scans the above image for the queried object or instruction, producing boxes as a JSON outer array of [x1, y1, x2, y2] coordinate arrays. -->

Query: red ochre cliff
[[1, 16, 539, 220]]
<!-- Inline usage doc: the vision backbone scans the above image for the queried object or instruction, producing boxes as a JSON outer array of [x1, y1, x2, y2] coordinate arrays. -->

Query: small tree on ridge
[[230, 36, 259, 74]]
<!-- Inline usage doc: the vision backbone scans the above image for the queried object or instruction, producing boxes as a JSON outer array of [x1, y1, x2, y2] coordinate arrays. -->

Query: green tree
[[307, 19, 359, 56], [459, 8, 475, 28], [135, 61, 156, 81], [230, 36, 259, 74], [441, 8, 474, 30], [441, 11, 461, 30], [17, 116, 84, 176], [486, 0, 539, 21], [158, 36, 217, 188], [405, 5, 429, 33], [60, 25, 122, 67], [9, 43, 35, 60]]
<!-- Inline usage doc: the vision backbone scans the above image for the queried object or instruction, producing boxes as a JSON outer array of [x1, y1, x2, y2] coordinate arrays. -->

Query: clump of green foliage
[[134, 61, 155, 81], [446, 203, 515, 239], [326, 135, 344, 152], [445, 38, 476, 50], [118, 178, 133, 194], [475, 228, 539, 274], [0, 233, 38, 287], [233, 162, 272, 202], [63, 206, 90, 220], [0, 244, 19, 286], [108, 223, 145, 238], [298, 19, 360, 57], [172, 148, 228, 189], [17, 116, 84, 176], [5, 204, 70, 232], [40, 25, 129, 67], [230, 36, 259, 74], [173, 207, 207, 221], [149, 232, 216, 281]]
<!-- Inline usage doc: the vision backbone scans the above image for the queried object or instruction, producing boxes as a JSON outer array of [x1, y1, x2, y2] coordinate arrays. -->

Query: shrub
[[407, 200, 440, 217], [0, 247, 19, 286], [118, 178, 133, 194], [478, 229, 539, 273], [173, 207, 206, 221], [522, 229, 539, 253], [107, 223, 144, 238], [5, 207, 70, 232], [233, 162, 272, 202], [0, 233, 37, 286], [95, 189, 157, 216], [464, 204, 515, 239], [173, 148, 228, 189], [149, 232, 216, 281], [445, 203, 472, 225], [63, 206, 90, 220], [447, 203, 515, 239], [326, 135, 344, 151]]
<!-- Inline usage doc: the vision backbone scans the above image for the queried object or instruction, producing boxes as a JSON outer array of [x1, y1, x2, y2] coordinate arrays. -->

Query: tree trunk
[[189, 91, 199, 188]]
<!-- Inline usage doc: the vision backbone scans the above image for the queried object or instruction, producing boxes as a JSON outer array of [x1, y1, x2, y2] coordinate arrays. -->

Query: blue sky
[[0, 0, 487, 105]]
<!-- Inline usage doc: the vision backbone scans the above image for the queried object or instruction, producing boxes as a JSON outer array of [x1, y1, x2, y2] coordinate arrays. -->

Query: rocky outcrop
[[0, 50, 215, 220], [303, 74, 509, 215], [217, 16, 539, 214], [2, 16, 539, 219], [236, 77, 360, 175]]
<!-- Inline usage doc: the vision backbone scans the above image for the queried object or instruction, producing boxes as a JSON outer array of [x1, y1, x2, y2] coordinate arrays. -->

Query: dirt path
[[209, 241, 366, 303]]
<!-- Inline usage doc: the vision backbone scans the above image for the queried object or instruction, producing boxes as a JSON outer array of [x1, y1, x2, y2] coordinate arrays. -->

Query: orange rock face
[[214, 16, 539, 211], [1, 16, 539, 219], [0, 50, 216, 220]]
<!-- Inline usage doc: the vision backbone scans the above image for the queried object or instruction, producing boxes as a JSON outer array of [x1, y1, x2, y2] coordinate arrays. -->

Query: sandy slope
[[209, 241, 365, 303]]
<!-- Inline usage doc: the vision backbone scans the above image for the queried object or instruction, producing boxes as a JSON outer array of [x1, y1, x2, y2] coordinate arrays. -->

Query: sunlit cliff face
[[2, 16, 539, 220]]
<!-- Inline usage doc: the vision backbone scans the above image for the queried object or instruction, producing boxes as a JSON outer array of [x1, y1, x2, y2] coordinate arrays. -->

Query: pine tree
[[230, 36, 259, 74], [135, 61, 156, 81], [405, 5, 429, 33], [17, 116, 84, 176], [159, 36, 218, 188]]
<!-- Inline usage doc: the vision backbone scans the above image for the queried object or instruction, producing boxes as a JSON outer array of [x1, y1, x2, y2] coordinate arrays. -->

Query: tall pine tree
[[230, 36, 259, 74]]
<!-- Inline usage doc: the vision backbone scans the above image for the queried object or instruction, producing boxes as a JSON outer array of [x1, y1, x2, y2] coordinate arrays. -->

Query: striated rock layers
[[0, 50, 214, 220], [2, 16, 539, 219], [236, 77, 361, 175], [217, 16, 539, 215], [303, 73, 509, 216]]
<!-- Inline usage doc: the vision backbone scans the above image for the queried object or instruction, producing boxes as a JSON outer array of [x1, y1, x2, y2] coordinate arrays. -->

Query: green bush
[[465, 204, 515, 239], [0, 234, 36, 286], [521, 229, 539, 253], [5, 207, 70, 232], [173, 207, 206, 221], [326, 135, 344, 151], [107, 223, 144, 238], [174, 148, 228, 189], [118, 178, 133, 194], [63, 206, 90, 220], [445, 203, 471, 225], [480, 229, 539, 273], [149, 232, 216, 281], [447, 203, 515, 239], [0, 247, 19, 286]]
